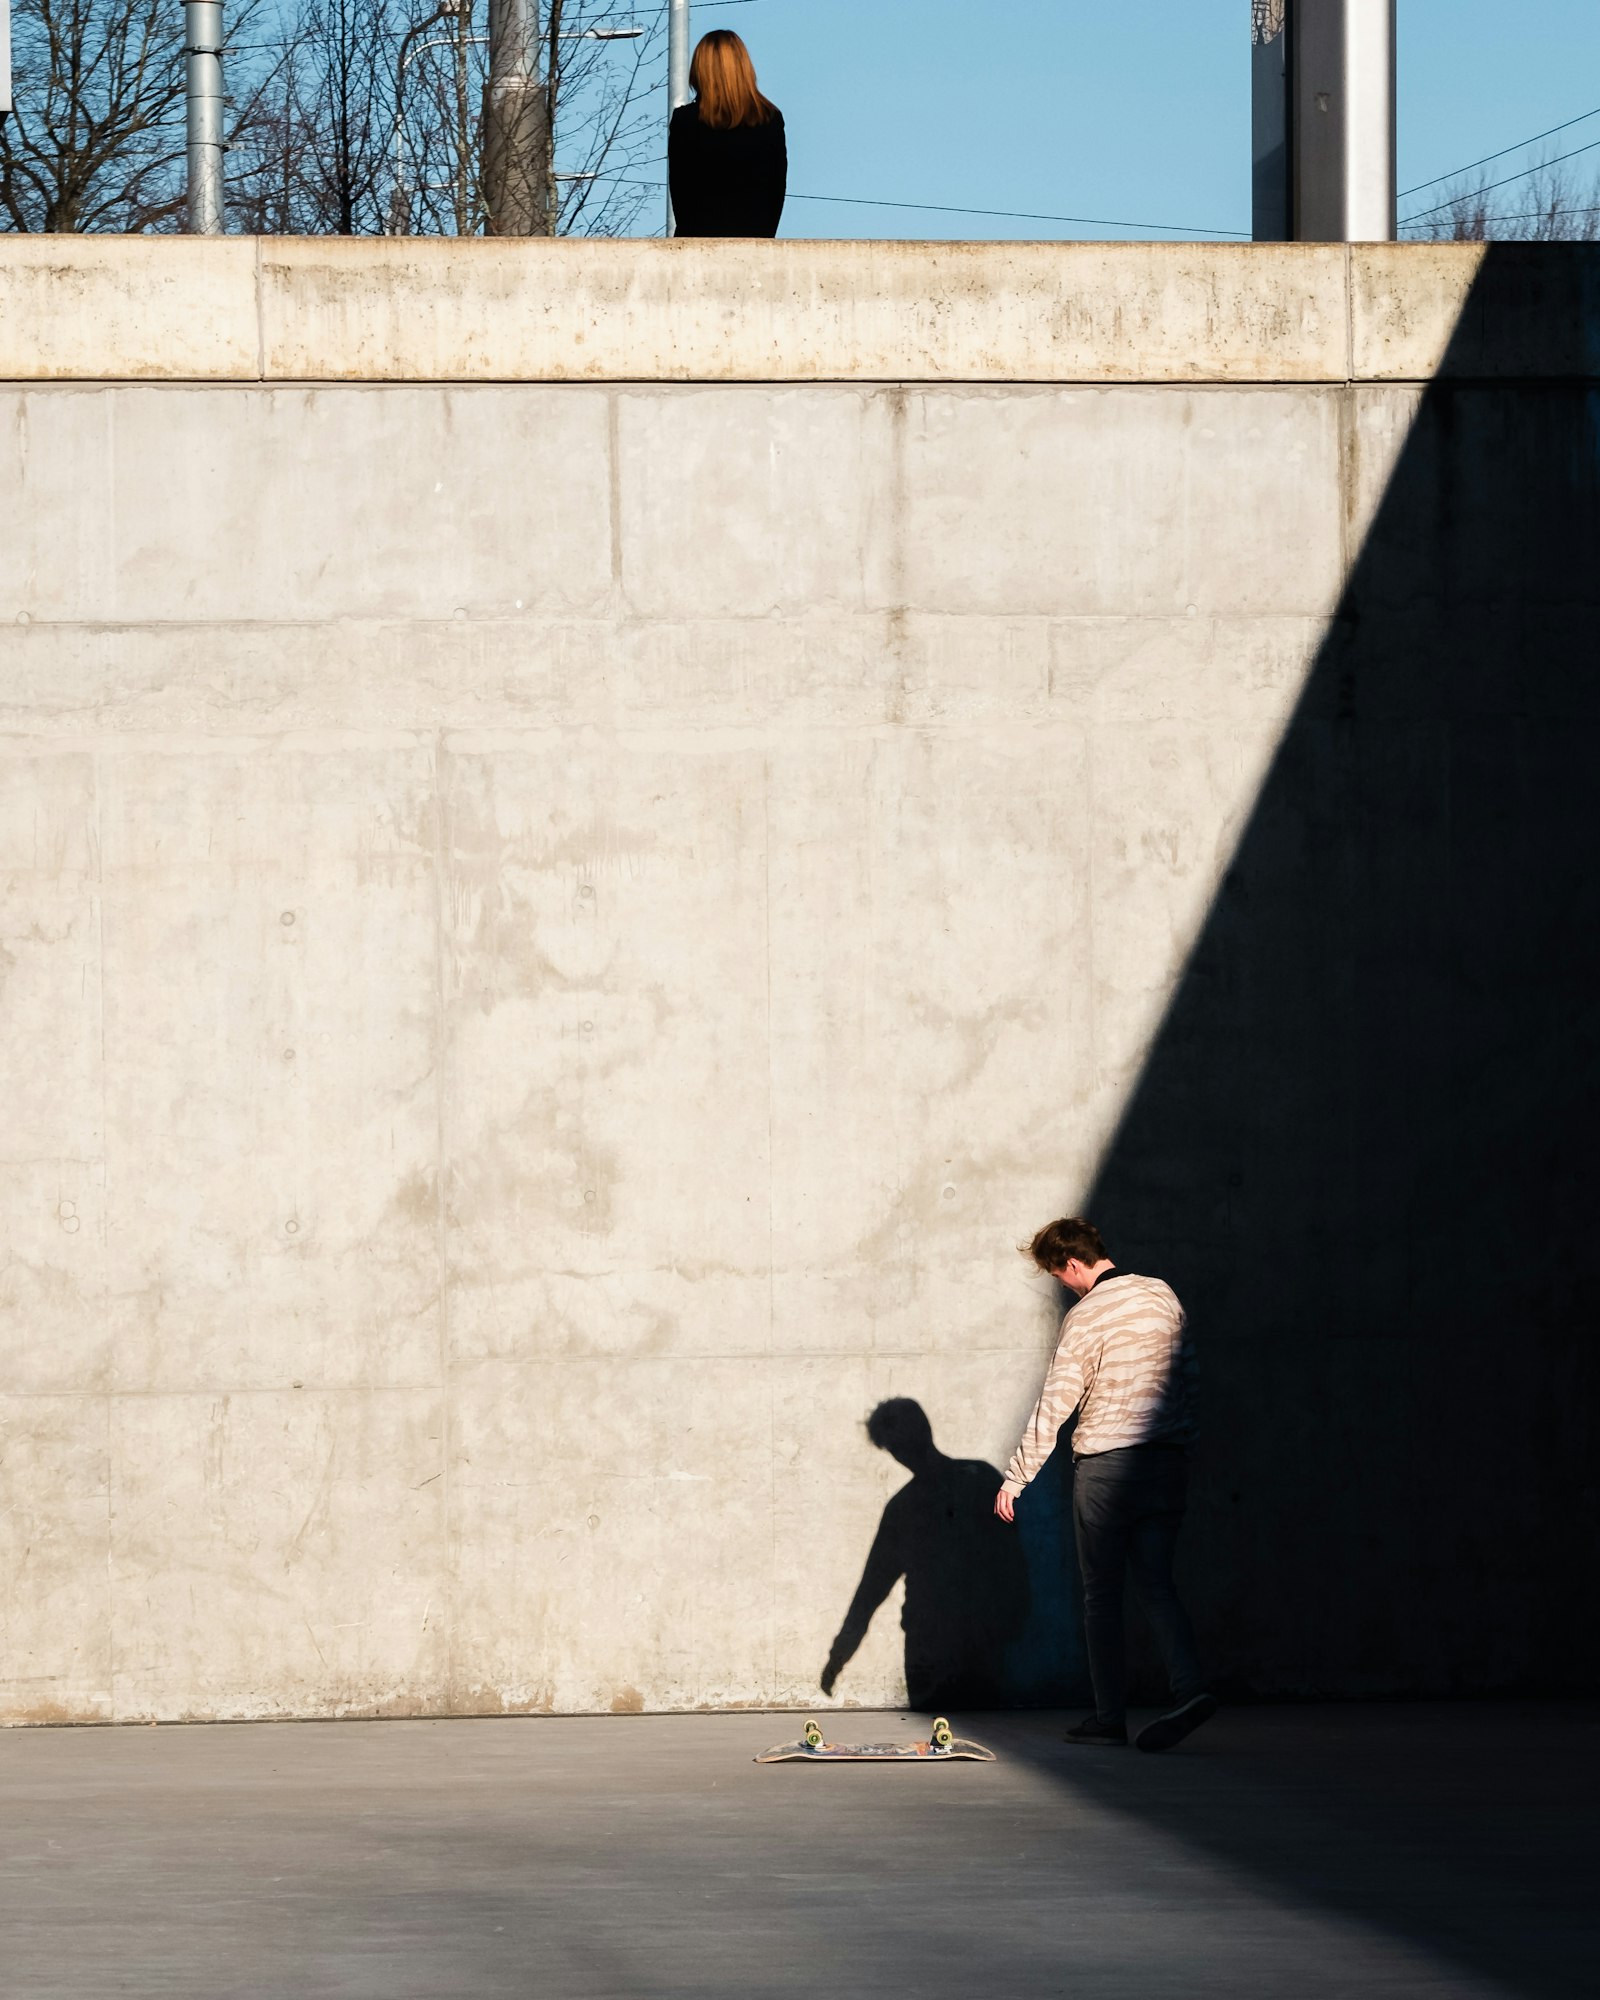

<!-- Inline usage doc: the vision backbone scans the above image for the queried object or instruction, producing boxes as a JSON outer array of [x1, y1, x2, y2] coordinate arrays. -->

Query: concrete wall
[[2, 242, 1595, 1722]]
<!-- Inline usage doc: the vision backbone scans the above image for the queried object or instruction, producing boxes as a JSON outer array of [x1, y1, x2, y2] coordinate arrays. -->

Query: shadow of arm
[[822, 1511, 903, 1694]]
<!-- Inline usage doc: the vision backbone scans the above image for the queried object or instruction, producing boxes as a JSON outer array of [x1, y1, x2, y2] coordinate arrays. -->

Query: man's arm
[[993, 1326, 1085, 1520]]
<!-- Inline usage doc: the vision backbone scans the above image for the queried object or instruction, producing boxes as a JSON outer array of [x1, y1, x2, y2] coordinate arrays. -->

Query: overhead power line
[[623, 179, 1246, 237], [1402, 203, 1600, 233], [1399, 103, 1600, 199], [780, 190, 1249, 235], [1403, 134, 1600, 224]]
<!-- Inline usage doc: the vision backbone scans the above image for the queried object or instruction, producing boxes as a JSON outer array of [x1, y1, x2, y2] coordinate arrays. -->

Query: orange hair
[[689, 30, 776, 129]]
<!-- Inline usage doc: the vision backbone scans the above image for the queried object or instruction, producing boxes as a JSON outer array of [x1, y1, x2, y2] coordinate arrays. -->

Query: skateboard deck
[[756, 1717, 995, 1763]]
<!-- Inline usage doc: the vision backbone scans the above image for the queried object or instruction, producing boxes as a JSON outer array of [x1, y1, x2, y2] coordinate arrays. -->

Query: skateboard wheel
[[931, 1717, 953, 1749], [804, 1719, 824, 1748]]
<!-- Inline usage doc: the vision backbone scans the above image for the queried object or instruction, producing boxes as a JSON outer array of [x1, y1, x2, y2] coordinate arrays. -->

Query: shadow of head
[[864, 1396, 936, 1472], [823, 1395, 1039, 1711]]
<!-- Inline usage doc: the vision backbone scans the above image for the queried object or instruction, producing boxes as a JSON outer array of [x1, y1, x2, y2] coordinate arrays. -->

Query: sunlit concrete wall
[[0, 241, 1586, 1721]]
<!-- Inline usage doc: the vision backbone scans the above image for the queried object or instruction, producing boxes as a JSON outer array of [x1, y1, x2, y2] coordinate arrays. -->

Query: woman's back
[[669, 104, 786, 238], [667, 29, 786, 239]]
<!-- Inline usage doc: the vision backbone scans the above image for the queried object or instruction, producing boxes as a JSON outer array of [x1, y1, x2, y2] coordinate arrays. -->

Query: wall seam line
[[1345, 242, 1355, 387], [254, 237, 265, 382], [94, 747, 116, 1725], [431, 730, 454, 1710], [762, 758, 778, 1706]]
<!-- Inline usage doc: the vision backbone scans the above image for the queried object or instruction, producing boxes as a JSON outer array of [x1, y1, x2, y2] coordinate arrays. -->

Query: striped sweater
[[1001, 1271, 1197, 1496]]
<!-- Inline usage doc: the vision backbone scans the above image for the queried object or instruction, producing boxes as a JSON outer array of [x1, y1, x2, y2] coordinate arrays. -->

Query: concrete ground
[[2, 1706, 1594, 1999]]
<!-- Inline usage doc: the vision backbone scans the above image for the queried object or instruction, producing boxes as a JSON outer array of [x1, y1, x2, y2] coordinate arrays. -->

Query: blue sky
[[646, 0, 1600, 239]]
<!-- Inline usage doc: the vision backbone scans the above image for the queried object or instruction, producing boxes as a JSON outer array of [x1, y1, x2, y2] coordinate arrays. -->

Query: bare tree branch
[[3, 0, 664, 237]]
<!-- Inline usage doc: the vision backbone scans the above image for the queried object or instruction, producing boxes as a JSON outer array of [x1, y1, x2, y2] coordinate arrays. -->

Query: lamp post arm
[[390, 4, 471, 233]]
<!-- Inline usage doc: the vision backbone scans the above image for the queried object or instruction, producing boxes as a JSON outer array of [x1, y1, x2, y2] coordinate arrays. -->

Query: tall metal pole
[[184, 0, 225, 235], [1251, 1, 1290, 241], [1341, 0, 1395, 240], [666, 0, 690, 235], [1252, 0, 1394, 244], [484, 0, 550, 234]]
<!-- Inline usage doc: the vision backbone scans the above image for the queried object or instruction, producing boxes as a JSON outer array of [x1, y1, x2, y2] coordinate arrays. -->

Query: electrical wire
[[781, 190, 1249, 235], [1398, 104, 1600, 200], [1402, 134, 1600, 225], [621, 178, 1246, 236]]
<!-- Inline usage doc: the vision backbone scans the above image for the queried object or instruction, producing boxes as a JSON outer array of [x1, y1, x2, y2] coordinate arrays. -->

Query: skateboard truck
[[756, 1715, 995, 1763]]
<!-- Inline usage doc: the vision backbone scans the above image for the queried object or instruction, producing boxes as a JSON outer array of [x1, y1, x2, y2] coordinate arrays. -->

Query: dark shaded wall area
[[1089, 247, 1600, 1696]]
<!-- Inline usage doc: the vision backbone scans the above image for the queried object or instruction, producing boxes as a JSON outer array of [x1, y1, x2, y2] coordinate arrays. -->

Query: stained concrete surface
[[3, 243, 1598, 1724], [2, 1708, 1594, 1998]]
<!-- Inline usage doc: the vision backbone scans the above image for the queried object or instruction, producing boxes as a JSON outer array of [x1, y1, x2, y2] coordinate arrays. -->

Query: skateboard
[[755, 1716, 995, 1763]]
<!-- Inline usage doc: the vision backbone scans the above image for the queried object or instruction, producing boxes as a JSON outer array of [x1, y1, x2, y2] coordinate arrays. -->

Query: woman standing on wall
[[668, 31, 787, 237]]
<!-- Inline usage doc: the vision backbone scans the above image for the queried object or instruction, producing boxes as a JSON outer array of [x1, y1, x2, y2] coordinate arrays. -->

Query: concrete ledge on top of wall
[[0, 237, 1595, 387], [0, 237, 262, 381], [1352, 241, 1600, 380], [254, 238, 1351, 384]]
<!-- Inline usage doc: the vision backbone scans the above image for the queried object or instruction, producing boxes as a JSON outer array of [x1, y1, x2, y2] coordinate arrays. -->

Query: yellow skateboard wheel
[[804, 1719, 824, 1748]]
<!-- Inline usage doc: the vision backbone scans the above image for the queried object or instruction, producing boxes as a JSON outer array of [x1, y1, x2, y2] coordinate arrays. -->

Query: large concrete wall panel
[[2, 243, 1596, 1721], [108, 389, 616, 624], [899, 388, 1345, 619]]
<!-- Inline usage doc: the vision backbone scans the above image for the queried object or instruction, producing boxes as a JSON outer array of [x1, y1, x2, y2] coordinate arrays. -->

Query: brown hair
[[689, 30, 776, 129], [1025, 1218, 1111, 1273]]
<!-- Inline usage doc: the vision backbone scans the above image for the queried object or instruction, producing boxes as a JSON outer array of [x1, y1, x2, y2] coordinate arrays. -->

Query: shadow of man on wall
[[821, 1398, 1033, 1711]]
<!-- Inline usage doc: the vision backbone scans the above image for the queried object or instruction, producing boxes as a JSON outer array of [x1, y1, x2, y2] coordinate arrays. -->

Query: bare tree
[[0, 0, 286, 232], [229, 0, 395, 233], [380, 0, 663, 238], [1403, 155, 1600, 244], [230, 0, 662, 238], [0, 0, 188, 229], [2, 0, 660, 237], [542, 2, 661, 238]]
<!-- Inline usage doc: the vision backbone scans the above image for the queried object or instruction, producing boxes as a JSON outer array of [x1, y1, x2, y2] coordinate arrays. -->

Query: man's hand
[[993, 1486, 1016, 1524]]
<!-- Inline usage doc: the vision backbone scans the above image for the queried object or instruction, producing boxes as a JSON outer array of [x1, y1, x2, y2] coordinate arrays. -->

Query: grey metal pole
[[1251, 1, 1290, 241], [666, 0, 690, 235], [484, 0, 550, 234], [185, 0, 225, 235], [1283, 0, 1395, 242]]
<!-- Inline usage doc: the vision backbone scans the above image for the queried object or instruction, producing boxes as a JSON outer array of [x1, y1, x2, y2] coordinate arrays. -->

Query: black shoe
[[1135, 1692, 1218, 1753], [1064, 1714, 1128, 1746]]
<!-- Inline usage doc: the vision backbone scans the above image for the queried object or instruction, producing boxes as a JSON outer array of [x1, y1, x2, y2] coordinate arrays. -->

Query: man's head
[[1025, 1216, 1114, 1297]]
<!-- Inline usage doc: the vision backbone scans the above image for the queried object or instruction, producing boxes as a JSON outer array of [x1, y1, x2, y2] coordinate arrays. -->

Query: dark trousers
[[1072, 1444, 1205, 1726]]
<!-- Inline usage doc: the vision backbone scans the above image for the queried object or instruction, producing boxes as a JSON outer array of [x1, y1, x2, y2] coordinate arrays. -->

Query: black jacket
[[668, 103, 786, 237]]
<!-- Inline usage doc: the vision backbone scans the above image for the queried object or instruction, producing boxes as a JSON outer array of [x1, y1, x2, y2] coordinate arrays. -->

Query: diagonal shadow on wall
[[1083, 244, 1600, 1703], [1001, 243, 1600, 1994]]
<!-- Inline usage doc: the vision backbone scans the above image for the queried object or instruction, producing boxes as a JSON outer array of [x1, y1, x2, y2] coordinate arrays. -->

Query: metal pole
[[666, 0, 690, 235], [1251, 1, 1290, 242], [185, 0, 225, 235], [484, 0, 550, 234], [1342, 0, 1395, 240], [1286, 0, 1395, 241]]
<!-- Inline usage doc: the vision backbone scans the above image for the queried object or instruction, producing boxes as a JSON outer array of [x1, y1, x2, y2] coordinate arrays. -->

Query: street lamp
[[390, 13, 642, 236], [389, 0, 470, 235]]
